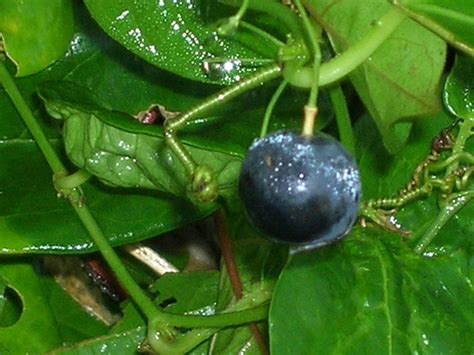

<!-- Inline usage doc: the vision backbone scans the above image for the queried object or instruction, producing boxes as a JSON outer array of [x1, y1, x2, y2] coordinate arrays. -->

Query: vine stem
[[329, 85, 356, 155], [294, 0, 322, 137], [0, 59, 162, 323], [287, 6, 407, 88], [166, 65, 282, 131], [445, 116, 474, 175], [260, 79, 288, 138], [1, 59, 274, 346], [214, 209, 269, 354], [0, 62, 65, 173], [391, 1, 474, 57], [220, 0, 305, 40], [414, 191, 474, 254]]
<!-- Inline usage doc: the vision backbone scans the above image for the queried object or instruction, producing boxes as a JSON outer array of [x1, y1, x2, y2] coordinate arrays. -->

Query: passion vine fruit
[[239, 130, 361, 249]]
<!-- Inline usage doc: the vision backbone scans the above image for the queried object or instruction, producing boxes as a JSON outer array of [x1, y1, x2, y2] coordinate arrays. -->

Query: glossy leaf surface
[[51, 327, 146, 354], [393, 0, 474, 56], [0, 140, 213, 254], [84, 0, 278, 84], [307, 0, 446, 153], [0, 262, 62, 353], [0, 0, 74, 76], [269, 228, 473, 354], [38, 81, 243, 198], [41, 274, 110, 344], [444, 54, 474, 119]]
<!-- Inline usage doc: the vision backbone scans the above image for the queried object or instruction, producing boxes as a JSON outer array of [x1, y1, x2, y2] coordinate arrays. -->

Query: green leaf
[[50, 326, 146, 354], [444, 54, 474, 119], [38, 80, 243, 199], [306, 0, 446, 153], [210, 213, 287, 354], [0, 1, 214, 140], [0, 283, 21, 327], [153, 271, 220, 314], [356, 111, 453, 199], [393, 0, 474, 56], [0, 0, 74, 76], [0, 261, 62, 353], [83, 0, 278, 84], [269, 228, 474, 354], [40, 274, 110, 344], [0, 140, 214, 254]]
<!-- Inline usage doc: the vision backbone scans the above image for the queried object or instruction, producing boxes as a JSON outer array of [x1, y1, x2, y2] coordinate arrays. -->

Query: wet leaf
[[444, 54, 474, 119], [269, 228, 474, 354], [0, 140, 214, 254], [38, 80, 243, 199], [0, 261, 62, 353], [0, 0, 74, 76], [83, 0, 278, 84], [306, 0, 446, 153], [50, 326, 146, 354]]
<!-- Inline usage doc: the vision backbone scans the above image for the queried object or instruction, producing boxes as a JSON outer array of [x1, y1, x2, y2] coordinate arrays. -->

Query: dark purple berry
[[239, 130, 361, 248]]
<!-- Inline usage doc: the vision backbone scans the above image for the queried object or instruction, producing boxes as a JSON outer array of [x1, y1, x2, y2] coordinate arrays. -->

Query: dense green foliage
[[0, 0, 472, 353]]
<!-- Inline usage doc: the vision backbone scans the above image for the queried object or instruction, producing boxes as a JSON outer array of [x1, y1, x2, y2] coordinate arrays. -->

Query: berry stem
[[302, 105, 318, 136], [294, 0, 322, 136]]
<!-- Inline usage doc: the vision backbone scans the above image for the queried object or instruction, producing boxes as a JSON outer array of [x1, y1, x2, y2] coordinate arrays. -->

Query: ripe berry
[[239, 130, 361, 248]]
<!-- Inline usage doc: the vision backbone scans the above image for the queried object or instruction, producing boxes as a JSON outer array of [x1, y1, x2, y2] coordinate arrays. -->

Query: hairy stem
[[166, 65, 282, 131]]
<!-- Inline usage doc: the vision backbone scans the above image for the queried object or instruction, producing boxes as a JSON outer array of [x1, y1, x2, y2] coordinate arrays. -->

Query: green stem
[[54, 169, 92, 190], [328, 85, 356, 155], [166, 65, 282, 131], [414, 191, 474, 254], [0, 61, 65, 173], [428, 152, 474, 174], [294, 0, 321, 109], [0, 59, 162, 324], [241, 21, 286, 47], [72, 204, 161, 320], [445, 116, 474, 175], [218, 0, 250, 35], [260, 79, 288, 137], [287, 7, 407, 88], [392, 1, 474, 57], [219, 0, 305, 40], [159, 302, 269, 328], [148, 286, 271, 353]]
